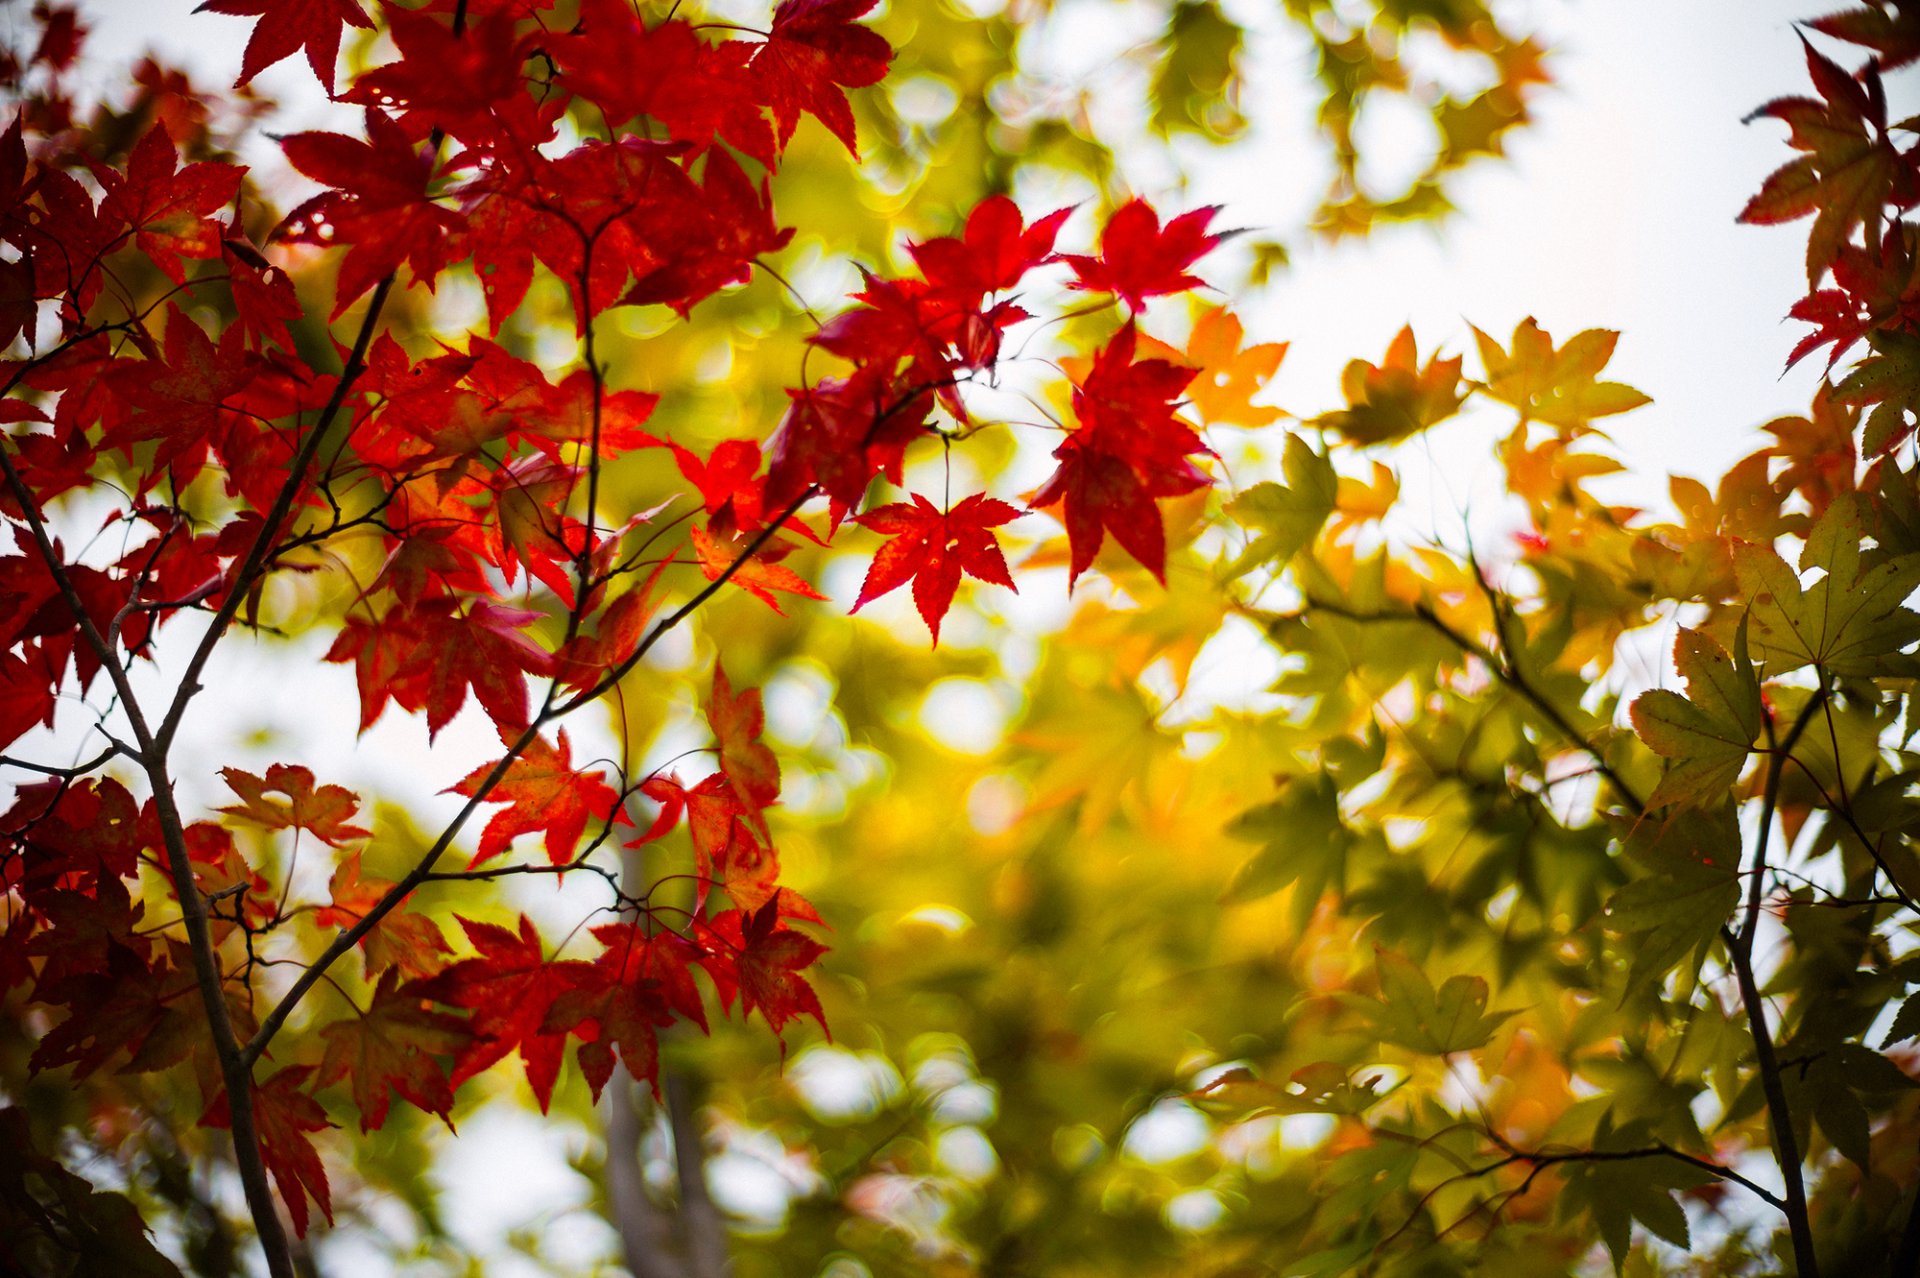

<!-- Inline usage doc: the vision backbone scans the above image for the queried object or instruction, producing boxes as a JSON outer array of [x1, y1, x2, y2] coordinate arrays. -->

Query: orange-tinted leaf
[[218, 764, 369, 847], [690, 522, 828, 614], [1314, 326, 1465, 446]]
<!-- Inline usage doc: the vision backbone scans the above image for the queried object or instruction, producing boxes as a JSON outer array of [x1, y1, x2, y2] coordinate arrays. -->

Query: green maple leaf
[[1224, 432, 1335, 578], [1351, 946, 1514, 1056], [1604, 803, 1741, 990], [1555, 1116, 1710, 1275], [1221, 771, 1349, 926], [1735, 494, 1920, 675], [1629, 622, 1761, 809]]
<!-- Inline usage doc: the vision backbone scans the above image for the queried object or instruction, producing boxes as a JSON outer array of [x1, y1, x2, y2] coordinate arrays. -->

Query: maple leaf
[[629, 771, 795, 913], [1140, 306, 1286, 427], [1735, 493, 1920, 675], [313, 851, 451, 980], [709, 663, 781, 811], [700, 899, 828, 1040], [1223, 433, 1337, 578], [450, 729, 626, 868], [1630, 624, 1762, 809], [1740, 39, 1919, 283], [671, 438, 782, 540], [852, 492, 1020, 642], [196, 0, 373, 93], [690, 522, 829, 614], [1313, 326, 1465, 446], [1221, 773, 1350, 931], [552, 1, 772, 160], [328, 597, 552, 740], [1809, 2, 1920, 70], [1063, 200, 1223, 311], [200, 1066, 333, 1237], [907, 195, 1070, 299], [222, 221, 301, 351], [1557, 1115, 1713, 1276], [1604, 803, 1742, 991], [407, 915, 594, 1113], [92, 125, 244, 285], [753, 0, 894, 155], [1836, 326, 1920, 455], [1348, 947, 1514, 1056], [1470, 318, 1651, 434], [218, 764, 371, 846], [555, 560, 671, 691], [1032, 323, 1210, 584], [541, 964, 676, 1101], [278, 109, 463, 315], [316, 969, 466, 1132]]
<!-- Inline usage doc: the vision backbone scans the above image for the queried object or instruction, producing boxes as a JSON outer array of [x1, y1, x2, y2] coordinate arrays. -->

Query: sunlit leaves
[[1741, 38, 1918, 283], [1470, 319, 1651, 434], [1629, 625, 1761, 809], [1223, 433, 1336, 577], [1735, 494, 1920, 675], [1313, 326, 1465, 446]]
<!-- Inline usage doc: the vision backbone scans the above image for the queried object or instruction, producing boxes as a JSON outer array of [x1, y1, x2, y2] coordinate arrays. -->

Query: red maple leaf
[[91, 125, 244, 285], [752, 0, 893, 155], [407, 915, 596, 1114], [540, 932, 684, 1100], [316, 968, 468, 1132], [710, 663, 780, 810], [629, 772, 789, 913], [908, 196, 1070, 299], [1031, 323, 1209, 583], [196, 0, 373, 93], [201, 1066, 334, 1237], [222, 221, 301, 351], [218, 763, 371, 846], [764, 367, 933, 509], [700, 898, 828, 1039], [853, 492, 1019, 643], [324, 597, 554, 738], [553, 0, 773, 162], [690, 522, 829, 615], [278, 109, 463, 315], [450, 729, 627, 868], [1064, 200, 1223, 311]]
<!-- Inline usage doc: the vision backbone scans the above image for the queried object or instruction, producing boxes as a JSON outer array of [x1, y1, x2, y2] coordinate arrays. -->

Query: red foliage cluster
[[0, 0, 1226, 1249]]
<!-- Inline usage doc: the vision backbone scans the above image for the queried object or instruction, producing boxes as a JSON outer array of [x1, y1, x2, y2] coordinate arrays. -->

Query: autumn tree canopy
[[3, 1, 1918, 1276]]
